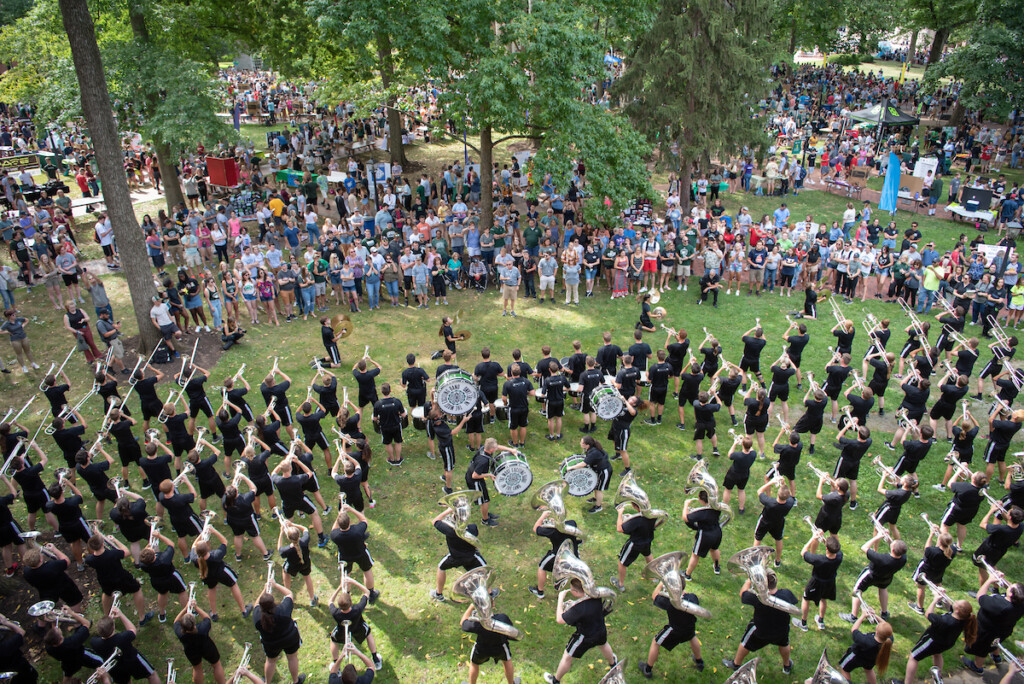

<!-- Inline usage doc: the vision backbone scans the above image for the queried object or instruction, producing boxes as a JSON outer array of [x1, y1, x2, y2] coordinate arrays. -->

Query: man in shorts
[[723, 571, 796, 674], [148, 295, 181, 355], [500, 262, 520, 317], [95, 309, 127, 374], [675, 235, 694, 291], [412, 256, 430, 309]]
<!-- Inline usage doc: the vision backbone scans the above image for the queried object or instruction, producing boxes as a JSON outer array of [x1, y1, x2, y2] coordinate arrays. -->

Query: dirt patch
[[120, 329, 227, 388]]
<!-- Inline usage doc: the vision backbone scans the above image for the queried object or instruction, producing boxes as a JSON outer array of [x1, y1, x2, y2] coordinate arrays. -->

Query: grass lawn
[[4, 132, 1022, 684]]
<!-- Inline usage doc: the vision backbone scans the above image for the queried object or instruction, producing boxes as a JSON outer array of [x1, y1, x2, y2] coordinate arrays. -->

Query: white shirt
[[150, 303, 173, 326], [96, 218, 113, 246]]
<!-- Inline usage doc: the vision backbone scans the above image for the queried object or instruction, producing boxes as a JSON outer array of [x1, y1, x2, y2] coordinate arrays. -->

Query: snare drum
[[568, 383, 583, 398], [590, 384, 624, 421], [494, 398, 508, 420], [491, 451, 533, 496], [560, 455, 598, 497], [435, 369, 479, 418], [638, 370, 650, 387], [411, 406, 427, 431]]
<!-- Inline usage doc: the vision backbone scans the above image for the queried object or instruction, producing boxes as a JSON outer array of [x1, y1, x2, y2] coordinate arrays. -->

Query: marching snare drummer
[[578, 356, 604, 435], [432, 406, 471, 495]]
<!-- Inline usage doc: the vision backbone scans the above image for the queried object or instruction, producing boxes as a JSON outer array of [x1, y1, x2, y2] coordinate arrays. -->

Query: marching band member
[[45, 478, 90, 568], [224, 373, 255, 422], [644, 349, 672, 425], [814, 475, 850, 535], [712, 362, 744, 427], [431, 407, 470, 495], [330, 506, 381, 603], [893, 425, 934, 496], [578, 356, 604, 434], [985, 408, 1024, 482], [192, 527, 252, 620], [131, 363, 167, 433], [832, 421, 871, 511], [473, 347, 505, 424], [841, 533, 908, 623], [352, 357, 382, 415], [909, 527, 957, 616], [43, 609, 103, 684], [832, 318, 856, 356], [51, 411, 86, 470], [178, 362, 219, 441], [611, 500, 661, 592], [896, 320, 930, 378], [187, 440, 226, 511], [677, 360, 704, 432], [934, 411, 981, 492], [158, 475, 202, 557], [90, 607, 161, 684], [972, 503, 1023, 590], [311, 367, 340, 418], [692, 391, 721, 458], [107, 408, 144, 484], [742, 387, 770, 459], [459, 602, 518, 684], [331, 448, 365, 512], [874, 473, 915, 540], [863, 349, 894, 417], [767, 354, 796, 424], [329, 575, 383, 670], [753, 478, 796, 566], [902, 598, 977, 684], [371, 384, 405, 466], [319, 315, 345, 368], [930, 372, 970, 440], [137, 530, 188, 622], [501, 365, 535, 449], [260, 366, 296, 439], [429, 508, 485, 602], [173, 597, 224, 684], [541, 359, 569, 441], [278, 520, 315, 606], [784, 321, 810, 389], [529, 510, 581, 600], [665, 328, 690, 398], [75, 446, 117, 520], [607, 395, 638, 476], [682, 490, 723, 580], [795, 532, 842, 632], [638, 576, 704, 677], [215, 403, 245, 475], [467, 438, 513, 526], [297, 397, 333, 468], [739, 325, 767, 386], [722, 572, 797, 674], [940, 469, 988, 548], [252, 582, 306, 684], [542, 577, 617, 684], [160, 402, 195, 472], [84, 530, 153, 625], [962, 578, 1024, 674], [722, 435, 756, 515], [222, 480, 272, 562], [843, 384, 875, 429], [888, 376, 931, 449], [23, 543, 84, 614], [328, 646, 376, 684], [822, 351, 853, 424], [975, 335, 1017, 400], [271, 453, 328, 547], [238, 439, 278, 517], [613, 354, 640, 401], [830, 609, 893, 684], [793, 387, 827, 455]]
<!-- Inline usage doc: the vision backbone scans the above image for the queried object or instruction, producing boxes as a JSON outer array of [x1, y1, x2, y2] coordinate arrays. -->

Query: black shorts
[[980, 359, 1001, 380], [403, 275, 413, 291], [90, 487, 118, 504], [694, 422, 716, 440], [118, 651, 156, 680], [227, 514, 260, 538], [794, 415, 822, 435], [276, 404, 293, 427], [787, 352, 802, 368], [824, 384, 842, 400], [284, 559, 312, 578], [649, 387, 667, 406], [984, 442, 1009, 465], [301, 471, 321, 493], [340, 550, 374, 573], [282, 496, 316, 518], [655, 624, 695, 651], [381, 427, 403, 445], [594, 466, 612, 492], [198, 477, 226, 501], [964, 628, 1001, 658], [482, 387, 498, 404], [303, 431, 330, 451], [170, 436, 196, 460], [439, 443, 455, 472], [184, 640, 221, 667], [868, 380, 888, 399], [740, 620, 788, 650], [252, 476, 274, 497], [692, 526, 722, 558], [508, 409, 528, 430], [222, 437, 245, 459], [358, 394, 378, 409], [609, 426, 631, 452], [803, 576, 837, 604], [331, 621, 370, 644], [407, 391, 426, 408], [913, 559, 946, 585], [754, 516, 784, 542], [565, 632, 606, 658], [768, 384, 790, 403], [838, 647, 876, 673], [852, 568, 892, 592], [0, 519, 24, 547], [740, 358, 761, 374], [141, 400, 163, 421], [539, 550, 558, 572], [59, 518, 92, 543], [466, 415, 484, 434], [940, 502, 974, 527], [930, 401, 956, 421], [471, 642, 512, 664], [202, 565, 239, 589], [170, 513, 202, 538], [894, 456, 921, 476], [438, 552, 485, 571], [325, 343, 341, 366], [116, 439, 142, 466], [100, 572, 142, 597], [262, 632, 301, 660], [189, 396, 214, 418], [744, 416, 768, 435], [777, 461, 797, 481], [468, 478, 490, 504], [723, 470, 749, 491], [910, 633, 951, 661], [619, 539, 652, 566], [101, 244, 114, 257], [815, 511, 842, 535], [23, 489, 48, 514], [62, 273, 78, 286], [546, 402, 564, 418], [834, 458, 860, 481], [581, 396, 594, 414]]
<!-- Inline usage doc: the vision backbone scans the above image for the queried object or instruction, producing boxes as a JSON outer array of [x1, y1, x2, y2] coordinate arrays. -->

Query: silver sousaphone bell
[[642, 551, 712, 618], [724, 657, 761, 684], [808, 649, 847, 684]]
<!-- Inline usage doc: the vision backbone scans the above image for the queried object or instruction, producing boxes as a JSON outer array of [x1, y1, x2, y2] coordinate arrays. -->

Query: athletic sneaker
[[792, 618, 808, 632], [783, 661, 793, 674], [368, 499, 376, 508], [610, 576, 625, 592], [907, 601, 925, 615], [529, 585, 545, 599], [932, 484, 946, 491], [587, 505, 603, 513], [429, 590, 446, 602], [713, 562, 721, 575], [639, 660, 654, 678], [838, 613, 856, 623], [721, 659, 739, 671], [373, 654, 384, 670], [815, 616, 825, 630]]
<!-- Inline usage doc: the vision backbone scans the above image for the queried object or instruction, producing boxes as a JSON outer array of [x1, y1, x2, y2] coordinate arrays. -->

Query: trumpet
[[262, 396, 277, 420], [807, 371, 822, 394], [982, 489, 1012, 519], [994, 641, 1024, 676], [803, 515, 825, 541], [807, 462, 837, 487], [728, 428, 744, 446], [111, 477, 127, 499], [231, 461, 246, 488], [40, 347, 76, 391], [85, 647, 121, 684], [976, 555, 1010, 589], [340, 619, 353, 661], [230, 642, 252, 684], [109, 591, 122, 617], [172, 462, 195, 488], [232, 363, 247, 382], [197, 510, 216, 542], [270, 357, 279, 375], [922, 577, 953, 608], [660, 324, 679, 337], [264, 561, 275, 594], [871, 456, 900, 485], [869, 513, 893, 543], [920, 513, 941, 537], [146, 516, 161, 549], [55, 467, 70, 487], [166, 658, 177, 684], [186, 582, 197, 615], [856, 592, 883, 624]]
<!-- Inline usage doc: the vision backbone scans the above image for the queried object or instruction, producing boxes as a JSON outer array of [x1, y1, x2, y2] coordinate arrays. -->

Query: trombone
[[157, 385, 186, 424], [4, 396, 35, 427], [85, 648, 121, 684], [977, 556, 1011, 589], [176, 339, 200, 387], [128, 343, 163, 387], [40, 347, 76, 391], [197, 510, 216, 543], [988, 315, 1013, 347], [829, 297, 846, 326], [45, 388, 96, 435], [871, 456, 900, 486]]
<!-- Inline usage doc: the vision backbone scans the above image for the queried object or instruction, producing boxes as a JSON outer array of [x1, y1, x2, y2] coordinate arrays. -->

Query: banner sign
[[0, 153, 40, 171]]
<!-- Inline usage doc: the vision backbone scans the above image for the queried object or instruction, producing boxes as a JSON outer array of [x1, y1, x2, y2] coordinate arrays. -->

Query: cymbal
[[454, 308, 465, 325], [455, 330, 472, 341], [337, 326, 353, 339], [330, 313, 352, 328]]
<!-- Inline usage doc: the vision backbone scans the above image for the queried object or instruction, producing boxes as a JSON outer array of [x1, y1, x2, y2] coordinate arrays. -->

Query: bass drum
[[491, 451, 533, 496], [559, 455, 598, 497], [411, 406, 427, 431], [435, 369, 478, 418], [590, 384, 624, 420]]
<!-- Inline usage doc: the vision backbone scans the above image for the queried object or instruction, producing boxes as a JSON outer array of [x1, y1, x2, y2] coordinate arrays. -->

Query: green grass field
[[2, 138, 1022, 684]]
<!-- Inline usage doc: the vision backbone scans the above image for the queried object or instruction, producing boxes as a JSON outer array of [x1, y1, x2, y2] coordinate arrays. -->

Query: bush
[[828, 53, 861, 66], [858, 54, 875, 63]]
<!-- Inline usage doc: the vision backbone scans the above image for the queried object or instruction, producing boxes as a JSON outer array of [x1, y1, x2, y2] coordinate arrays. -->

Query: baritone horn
[[642, 551, 712, 618]]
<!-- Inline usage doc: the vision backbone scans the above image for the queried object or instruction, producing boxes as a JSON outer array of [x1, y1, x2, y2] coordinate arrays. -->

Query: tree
[[58, 0, 160, 352], [904, 0, 977, 69], [617, 0, 776, 213], [921, 0, 1024, 124]]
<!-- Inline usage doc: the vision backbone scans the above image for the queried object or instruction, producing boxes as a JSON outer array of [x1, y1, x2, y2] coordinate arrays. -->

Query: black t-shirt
[[667, 341, 690, 369], [866, 549, 907, 582], [312, 377, 338, 407], [648, 362, 672, 391], [758, 495, 795, 527], [260, 380, 291, 412], [837, 437, 871, 464], [462, 611, 513, 651], [614, 366, 641, 397], [693, 401, 720, 425], [435, 519, 479, 557], [253, 596, 298, 647], [542, 374, 569, 405], [563, 596, 608, 642], [502, 377, 533, 411], [273, 473, 309, 505], [474, 361, 504, 392], [824, 364, 852, 391], [331, 521, 368, 560], [774, 441, 802, 468], [622, 515, 657, 545], [401, 366, 429, 395], [84, 548, 133, 593], [786, 334, 809, 356], [353, 368, 380, 398], [159, 491, 197, 523], [596, 344, 623, 376], [373, 397, 404, 429], [741, 335, 766, 362], [537, 521, 581, 555], [44, 384, 70, 411], [742, 588, 798, 635], [184, 374, 208, 402], [584, 446, 610, 472], [321, 325, 336, 348], [655, 592, 698, 633], [174, 617, 215, 662], [977, 594, 1024, 636], [770, 365, 796, 387], [627, 342, 653, 371], [951, 481, 983, 516], [804, 551, 843, 581], [134, 376, 160, 404]]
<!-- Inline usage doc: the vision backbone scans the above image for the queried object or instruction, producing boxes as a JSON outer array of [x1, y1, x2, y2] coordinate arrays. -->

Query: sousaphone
[[724, 657, 761, 684], [452, 566, 522, 640], [614, 471, 669, 524], [727, 546, 801, 616], [642, 551, 712, 618], [808, 650, 846, 684], [552, 540, 616, 610], [531, 479, 585, 540], [598, 658, 628, 684], [438, 490, 480, 548]]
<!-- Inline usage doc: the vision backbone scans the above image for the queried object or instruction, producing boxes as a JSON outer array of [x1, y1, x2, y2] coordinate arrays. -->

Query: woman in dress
[[219, 263, 240, 325], [611, 249, 629, 299], [240, 270, 259, 325]]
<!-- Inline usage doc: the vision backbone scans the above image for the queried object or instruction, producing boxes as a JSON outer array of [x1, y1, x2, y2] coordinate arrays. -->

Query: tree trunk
[[926, 27, 948, 70], [376, 33, 407, 168], [59, 0, 160, 353], [789, 10, 797, 55], [128, 3, 184, 215], [949, 101, 966, 127], [907, 29, 918, 65], [155, 139, 185, 213], [479, 125, 493, 232], [679, 155, 692, 215]]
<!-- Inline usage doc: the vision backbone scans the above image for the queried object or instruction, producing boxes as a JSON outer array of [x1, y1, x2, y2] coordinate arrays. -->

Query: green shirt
[[431, 237, 449, 261], [492, 225, 507, 249], [523, 226, 542, 248], [309, 259, 328, 284]]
